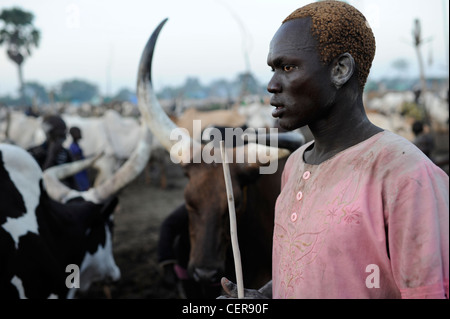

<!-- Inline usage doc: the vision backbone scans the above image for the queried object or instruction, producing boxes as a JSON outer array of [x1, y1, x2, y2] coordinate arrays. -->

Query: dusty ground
[[77, 159, 189, 299]]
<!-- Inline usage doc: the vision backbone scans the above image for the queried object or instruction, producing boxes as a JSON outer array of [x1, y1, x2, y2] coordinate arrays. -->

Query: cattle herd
[[1, 19, 448, 299]]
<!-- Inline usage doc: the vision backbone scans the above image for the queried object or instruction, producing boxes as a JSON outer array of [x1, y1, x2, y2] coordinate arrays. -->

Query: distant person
[[28, 114, 76, 188], [412, 120, 434, 159], [413, 84, 422, 105], [69, 126, 91, 191]]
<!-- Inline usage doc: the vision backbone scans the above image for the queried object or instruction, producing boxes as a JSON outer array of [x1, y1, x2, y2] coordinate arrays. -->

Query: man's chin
[[277, 119, 298, 132]]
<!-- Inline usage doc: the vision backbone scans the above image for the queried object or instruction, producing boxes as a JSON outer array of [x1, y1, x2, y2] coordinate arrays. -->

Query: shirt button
[[302, 171, 311, 180], [290, 212, 298, 222], [296, 191, 303, 201]]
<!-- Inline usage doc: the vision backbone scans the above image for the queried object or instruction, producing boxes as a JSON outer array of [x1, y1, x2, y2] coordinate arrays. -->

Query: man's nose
[[267, 75, 281, 94]]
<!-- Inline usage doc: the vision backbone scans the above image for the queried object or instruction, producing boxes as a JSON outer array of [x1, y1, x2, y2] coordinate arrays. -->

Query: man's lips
[[271, 104, 285, 118]]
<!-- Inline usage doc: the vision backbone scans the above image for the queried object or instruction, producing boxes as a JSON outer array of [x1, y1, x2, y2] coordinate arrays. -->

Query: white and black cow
[[0, 119, 151, 298], [0, 108, 153, 299], [0, 143, 121, 298]]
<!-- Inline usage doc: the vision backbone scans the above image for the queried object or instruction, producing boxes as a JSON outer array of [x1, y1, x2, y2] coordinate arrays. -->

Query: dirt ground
[[77, 159, 189, 299]]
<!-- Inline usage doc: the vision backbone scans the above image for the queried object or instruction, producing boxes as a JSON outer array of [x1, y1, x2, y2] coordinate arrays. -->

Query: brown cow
[[138, 19, 303, 297], [182, 155, 289, 288]]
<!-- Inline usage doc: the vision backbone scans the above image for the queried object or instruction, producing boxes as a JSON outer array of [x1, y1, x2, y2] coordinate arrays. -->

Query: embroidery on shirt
[[274, 223, 326, 298], [342, 205, 362, 225]]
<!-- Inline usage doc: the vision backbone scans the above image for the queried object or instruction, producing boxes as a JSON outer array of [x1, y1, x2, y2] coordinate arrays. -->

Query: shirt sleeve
[[386, 159, 449, 299]]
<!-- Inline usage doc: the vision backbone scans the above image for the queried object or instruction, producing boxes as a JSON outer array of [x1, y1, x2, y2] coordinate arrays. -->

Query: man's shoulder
[[373, 131, 447, 179], [375, 131, 429, 160]]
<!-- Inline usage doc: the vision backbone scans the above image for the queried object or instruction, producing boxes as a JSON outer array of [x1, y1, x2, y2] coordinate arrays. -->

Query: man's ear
[[330, 53, 355, 89]]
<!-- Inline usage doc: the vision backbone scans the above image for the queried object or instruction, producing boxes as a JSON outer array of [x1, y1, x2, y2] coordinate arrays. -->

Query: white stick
[[220, 141, 244, 299]]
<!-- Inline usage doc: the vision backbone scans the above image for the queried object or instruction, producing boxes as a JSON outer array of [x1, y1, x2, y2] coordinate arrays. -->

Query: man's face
[[71, 128, 82, 140], [267, 17, 335, 131], [48, 123, 67, 143]]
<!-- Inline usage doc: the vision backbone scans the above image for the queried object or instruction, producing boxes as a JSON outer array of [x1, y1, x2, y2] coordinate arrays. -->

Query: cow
[[0, 113, 152, 297], [0, 109, 45, 149], [137, 19, 304, 297], [0, 109, 160, 188]]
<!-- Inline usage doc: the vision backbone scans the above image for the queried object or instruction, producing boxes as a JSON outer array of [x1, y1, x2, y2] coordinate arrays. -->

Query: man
[[28, 114, 76, 188], [69, 126, 91, 191], [220, 1, 449, 299]]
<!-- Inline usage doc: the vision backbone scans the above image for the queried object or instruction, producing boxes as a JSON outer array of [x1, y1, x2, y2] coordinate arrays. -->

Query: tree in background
[[0, 7, 40, 101], [113, 88, 136, 103], [23, 81, 49, 104], [58, 79, 98, 103]]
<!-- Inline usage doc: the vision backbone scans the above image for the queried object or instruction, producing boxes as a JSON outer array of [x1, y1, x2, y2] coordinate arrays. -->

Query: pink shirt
[[273, 131, 449, 299]]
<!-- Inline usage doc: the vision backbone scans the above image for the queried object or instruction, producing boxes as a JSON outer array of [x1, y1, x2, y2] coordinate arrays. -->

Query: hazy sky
[[0, 0, 448, 97]]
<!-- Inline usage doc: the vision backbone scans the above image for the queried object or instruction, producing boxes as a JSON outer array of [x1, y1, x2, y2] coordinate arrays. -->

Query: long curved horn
[[43, 153, 102, 202], [88, 125, 152, 202], [45, 152, 103, 180], [44, 125, 152, 204], [137, 18, 200, 164]]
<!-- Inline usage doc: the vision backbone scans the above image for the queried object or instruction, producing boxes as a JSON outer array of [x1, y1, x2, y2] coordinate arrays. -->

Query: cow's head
[[136, 19, 302, 285], [183, 159, 262, 283]]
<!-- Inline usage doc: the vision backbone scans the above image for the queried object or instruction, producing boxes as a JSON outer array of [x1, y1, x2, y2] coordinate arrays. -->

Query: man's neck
[[304, 98, 383, 165]]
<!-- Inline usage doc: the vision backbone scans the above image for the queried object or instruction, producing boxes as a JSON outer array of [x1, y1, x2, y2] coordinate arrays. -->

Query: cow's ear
[[99, 196, 119, 218]]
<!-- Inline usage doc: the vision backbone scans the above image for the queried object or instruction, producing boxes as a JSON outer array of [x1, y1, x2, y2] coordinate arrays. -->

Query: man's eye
[[283, 65, 297, 72]]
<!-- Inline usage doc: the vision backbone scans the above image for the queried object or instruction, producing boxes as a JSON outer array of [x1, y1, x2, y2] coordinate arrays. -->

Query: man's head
[[42, 115, 67, 143], [267, 1, 375, 131], [283, 1, 375, 90], [70, 126, 82, 141]]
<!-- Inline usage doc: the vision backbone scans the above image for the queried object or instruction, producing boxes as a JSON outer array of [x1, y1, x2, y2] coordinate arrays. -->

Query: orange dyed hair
[[283, 0, 376, 90]]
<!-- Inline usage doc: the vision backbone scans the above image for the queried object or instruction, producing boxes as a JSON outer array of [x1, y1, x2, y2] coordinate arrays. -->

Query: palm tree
[[0, 7, 40, 101]]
